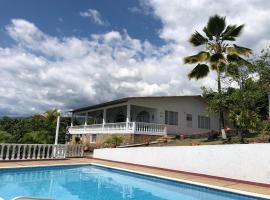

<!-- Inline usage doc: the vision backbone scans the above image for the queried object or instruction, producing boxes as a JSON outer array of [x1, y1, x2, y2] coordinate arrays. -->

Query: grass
[[149, 133, 270, 147]]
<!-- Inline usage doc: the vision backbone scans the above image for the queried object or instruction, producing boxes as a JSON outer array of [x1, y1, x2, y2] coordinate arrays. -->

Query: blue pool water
[[0, 164, 267, 200]]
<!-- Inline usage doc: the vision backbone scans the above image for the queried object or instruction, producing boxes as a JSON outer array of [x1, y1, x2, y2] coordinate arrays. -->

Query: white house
[[67, 96, 220, 145]]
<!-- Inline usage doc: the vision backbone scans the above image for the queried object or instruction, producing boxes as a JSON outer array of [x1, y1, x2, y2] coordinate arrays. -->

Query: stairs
[[156, 135, 176, 143]]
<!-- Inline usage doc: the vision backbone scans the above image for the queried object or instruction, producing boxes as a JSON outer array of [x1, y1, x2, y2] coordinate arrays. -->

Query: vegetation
[[183, 14, 270, 142], [202, 49, 270, 142], [104, 135, 123, 147], [184, 15, 252, 131], [0, 109, 70, 144]]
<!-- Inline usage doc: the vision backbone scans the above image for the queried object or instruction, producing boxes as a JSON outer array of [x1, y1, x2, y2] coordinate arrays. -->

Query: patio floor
[[0, 158, 269, 196]]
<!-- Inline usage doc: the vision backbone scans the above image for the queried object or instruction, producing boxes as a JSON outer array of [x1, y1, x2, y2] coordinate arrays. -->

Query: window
[[165, 111, 178, 125], [186, 113, 192, 128], [198, 115, 211, 129], [91, 134, 97, 143]]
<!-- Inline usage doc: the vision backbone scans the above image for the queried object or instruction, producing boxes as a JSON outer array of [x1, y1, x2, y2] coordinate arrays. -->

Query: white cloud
[[144, 0, 270, 51], [1, 0, 270, 116], [79, 9, 108, 26]]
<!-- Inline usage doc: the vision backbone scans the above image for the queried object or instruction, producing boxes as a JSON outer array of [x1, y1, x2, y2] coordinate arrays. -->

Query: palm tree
[[184, 14, 251, 134], [43, 109, 60, 124]]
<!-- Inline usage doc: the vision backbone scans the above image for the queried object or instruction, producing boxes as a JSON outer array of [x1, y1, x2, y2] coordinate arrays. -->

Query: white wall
[[129, 97, 220, 135], [94, 144, 270, 185]]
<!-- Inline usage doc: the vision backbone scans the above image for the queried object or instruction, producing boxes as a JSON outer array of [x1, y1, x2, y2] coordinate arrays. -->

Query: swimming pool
[[0, 164, 268, 200]]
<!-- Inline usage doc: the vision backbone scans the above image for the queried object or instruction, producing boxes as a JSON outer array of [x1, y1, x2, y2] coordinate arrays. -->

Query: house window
[[186, 113, 192, 128], [165, 111, 178, 125], [91, 134, 97, 143], [198, 115, 211, 129]]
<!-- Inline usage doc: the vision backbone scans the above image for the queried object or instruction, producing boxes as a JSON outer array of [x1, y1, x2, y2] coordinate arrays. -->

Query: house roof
[[71, 95, 204, 113]]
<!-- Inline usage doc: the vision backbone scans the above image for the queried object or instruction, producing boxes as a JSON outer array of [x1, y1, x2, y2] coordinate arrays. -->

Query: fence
[[0, 144, 84, 161]]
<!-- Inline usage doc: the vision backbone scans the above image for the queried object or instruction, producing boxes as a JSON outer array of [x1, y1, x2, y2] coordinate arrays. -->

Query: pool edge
[[0, 162, 269, 200]]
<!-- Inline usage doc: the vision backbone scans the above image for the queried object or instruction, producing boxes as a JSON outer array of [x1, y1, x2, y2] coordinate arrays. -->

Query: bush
[[259, 121, 270, 141], [207, 131, 220, 141], [104, 135, 123, 147]]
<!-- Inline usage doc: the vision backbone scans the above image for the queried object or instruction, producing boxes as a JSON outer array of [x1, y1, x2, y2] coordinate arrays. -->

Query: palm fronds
[[188, 64, 210, 80], [206, 15, 226, 37], [189, 31, 208, 46], [184, 51, 210, 64]]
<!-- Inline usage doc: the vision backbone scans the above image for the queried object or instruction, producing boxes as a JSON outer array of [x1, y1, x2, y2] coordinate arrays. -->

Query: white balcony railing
[[68, 122, 167, 135], [0, 144, 84, 161]]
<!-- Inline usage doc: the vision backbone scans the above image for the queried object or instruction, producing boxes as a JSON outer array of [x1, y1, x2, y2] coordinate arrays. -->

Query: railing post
[[32, 145, 37, 159], [164, 126, 167, 136], [132, 122, 136, 133], [22, 145, 26, 160], [37, 145, 41, 159], [46, 145, 51, 159], [0, 145, 4, 160], [16, 144, 21, 160], [5, 145, 10, 160], [11, 144, 16, 160], [80, 145, 84, 157], [27, 145, 32, 160], [63, 145, 67, 158]]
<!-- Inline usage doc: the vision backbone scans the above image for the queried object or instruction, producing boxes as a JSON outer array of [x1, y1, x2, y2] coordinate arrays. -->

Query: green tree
[[184, 14, 251, 132], [0, 109, 70, 144], [0, 130, 12, 143], [253, 48, 270, 120], [42, 109, 60, 124], [203, 78, 268, 142], [22, 131, 53, 144]]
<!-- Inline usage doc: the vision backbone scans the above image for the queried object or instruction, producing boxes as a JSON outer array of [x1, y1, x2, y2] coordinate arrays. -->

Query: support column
[[84, 113, 88, 126], [102, 109, 106, 131], [126, 103, 131, 130], [71, 113, 74, 127], [103, 109, 107, 124]]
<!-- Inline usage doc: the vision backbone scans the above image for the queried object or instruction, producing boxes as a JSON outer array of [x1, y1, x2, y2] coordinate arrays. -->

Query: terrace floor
[[0, 158, 269, 196]]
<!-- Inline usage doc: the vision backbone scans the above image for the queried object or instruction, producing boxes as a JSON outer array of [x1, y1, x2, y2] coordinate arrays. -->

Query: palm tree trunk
[[217, 70, 226, 139]]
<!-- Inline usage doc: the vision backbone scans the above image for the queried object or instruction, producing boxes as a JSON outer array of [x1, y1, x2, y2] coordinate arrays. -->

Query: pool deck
[[0, 157, 269, 197]]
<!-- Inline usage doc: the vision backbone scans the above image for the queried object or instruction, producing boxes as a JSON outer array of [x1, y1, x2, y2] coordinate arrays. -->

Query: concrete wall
[[75, 134, 162, 147], [93, 144, 270, 185], [129, 97, 220, 135]]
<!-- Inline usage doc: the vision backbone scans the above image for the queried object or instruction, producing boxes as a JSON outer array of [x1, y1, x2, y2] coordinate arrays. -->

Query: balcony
[[67, 122, 167, 136]]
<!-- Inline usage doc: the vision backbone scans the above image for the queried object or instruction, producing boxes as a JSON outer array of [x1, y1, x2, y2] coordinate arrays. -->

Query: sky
[[0, 0, 270, 116]]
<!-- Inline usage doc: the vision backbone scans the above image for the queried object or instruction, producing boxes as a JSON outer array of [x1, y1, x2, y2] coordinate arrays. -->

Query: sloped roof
[[71, 95, 204, 113]]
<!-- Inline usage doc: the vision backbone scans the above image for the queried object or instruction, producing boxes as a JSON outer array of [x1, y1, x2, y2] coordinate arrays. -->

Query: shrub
[[104, 135, 123, 146], [259, 121, 270, 142]]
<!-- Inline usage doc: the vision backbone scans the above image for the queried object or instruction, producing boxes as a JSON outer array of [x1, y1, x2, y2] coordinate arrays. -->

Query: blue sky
[[0, 0, 270, 116], [0, 0, 164, 47]]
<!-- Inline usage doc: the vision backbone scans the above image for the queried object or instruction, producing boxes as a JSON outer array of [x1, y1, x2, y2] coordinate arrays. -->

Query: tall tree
[[184, 14, 251, 134], [253, 48, 270, 120], [42, 109, 60, 124]]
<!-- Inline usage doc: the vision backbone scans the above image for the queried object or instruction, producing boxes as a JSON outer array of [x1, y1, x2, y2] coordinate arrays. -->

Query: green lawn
[[150, 133, 270, 147]]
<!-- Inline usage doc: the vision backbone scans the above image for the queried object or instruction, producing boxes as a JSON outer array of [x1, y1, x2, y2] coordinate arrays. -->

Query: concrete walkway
[[0, 158, 269, 196]]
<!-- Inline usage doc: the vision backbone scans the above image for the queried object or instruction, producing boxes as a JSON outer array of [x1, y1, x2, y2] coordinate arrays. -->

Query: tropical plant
[[184, 14, 252, 131], [104, 135, 123, 147], [0, 109, 70, 144], [203, 78, 268, 142], [21, 131, 53, 144], [42, 109, 60, 124]]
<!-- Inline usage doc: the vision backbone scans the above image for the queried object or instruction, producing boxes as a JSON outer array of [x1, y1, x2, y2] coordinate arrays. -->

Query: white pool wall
[[93, 144, 270, 185]]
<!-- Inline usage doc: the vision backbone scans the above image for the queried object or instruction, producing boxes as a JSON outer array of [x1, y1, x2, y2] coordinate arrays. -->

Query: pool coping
[[0, 162, 269, 200]]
